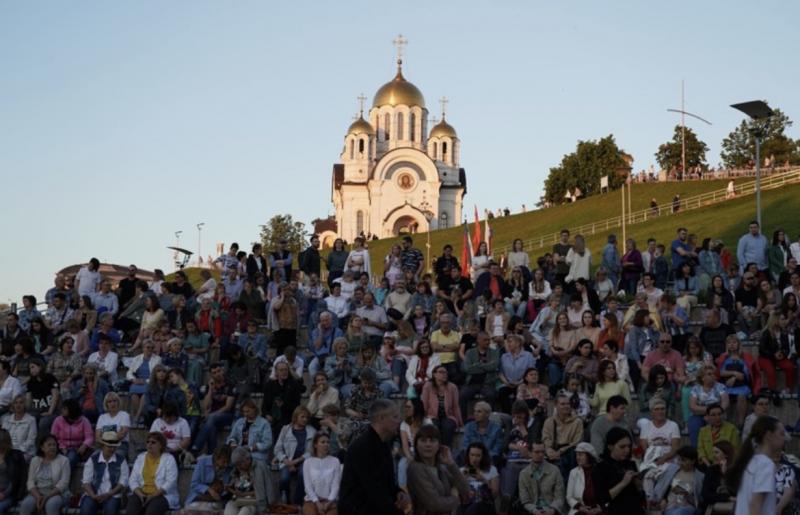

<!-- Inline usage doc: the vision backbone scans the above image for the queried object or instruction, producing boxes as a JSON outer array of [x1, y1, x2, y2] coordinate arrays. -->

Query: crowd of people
[[1, 221, 800, 515]]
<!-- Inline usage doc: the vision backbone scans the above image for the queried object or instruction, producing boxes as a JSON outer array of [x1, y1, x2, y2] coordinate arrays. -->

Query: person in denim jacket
[[226, 399, 273, 463]]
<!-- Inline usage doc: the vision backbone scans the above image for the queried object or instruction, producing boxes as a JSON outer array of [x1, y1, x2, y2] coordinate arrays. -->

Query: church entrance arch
[[392, 215, 419, 235]]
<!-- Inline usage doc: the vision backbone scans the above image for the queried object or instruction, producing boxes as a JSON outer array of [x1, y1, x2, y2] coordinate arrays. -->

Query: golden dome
[[429, 117, 457, 138], [347, 117, 375, 136], [372, 63, 426, 108]]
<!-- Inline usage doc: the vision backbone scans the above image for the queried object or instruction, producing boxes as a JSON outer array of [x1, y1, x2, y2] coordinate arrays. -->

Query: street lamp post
[[731, 100, 774, 227], [667, 82, 712, 180], [420, 191, 434, 274], [196, 223, 205, 264]]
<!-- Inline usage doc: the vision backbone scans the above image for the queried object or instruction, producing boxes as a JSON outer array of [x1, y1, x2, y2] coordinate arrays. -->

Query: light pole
[[667, 82, 711, 180], [174, 231, 183, 269], [731, 100, 774, 227], [420, 191, 434, 273], [196, 223, 205, 264]]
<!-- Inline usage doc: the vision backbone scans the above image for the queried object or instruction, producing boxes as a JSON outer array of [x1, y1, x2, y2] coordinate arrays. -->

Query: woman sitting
[[460, 442, 499, 515], [637, 397, 681, 500], [51, 398, 93, 468], [758, 311, 797, 396], [127, 432, 179, 515], [0, 395, 37, 461], [405, 339, 440, 399], [699, 441, 735, 515], [324, 338, 355, 397], [0, 429, 26, 514], [274, 406, 316, 505], [398, 399, 428, 491], [566, 442, 601, 515], [25, 358, 60, 436], [420, 365, 463, 448], [79, 431, 130, 515], [351, 345, 397, 397], [127, 341, 162, 423], [564, 339, 599, 387], [140, 364, 169, 428], [71, 364, 110, 425], [716, 334, 758, 426], [592, 427, 645, 515], [687, 365, 730, 447], [638, 364, 676, 419], [19, 435, 71, 515], [94, 392, 131, 460], [302, 432, 341, 515], [224, 446, 270, 515], [649, 446, 704, 515], [226, 399, 273, 464], [149, 402, 191, 463], [590, 360, 631, 415], [407, 424, 469, 515]]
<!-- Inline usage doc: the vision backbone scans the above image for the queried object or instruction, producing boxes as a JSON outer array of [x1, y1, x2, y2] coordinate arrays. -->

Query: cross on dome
[[393, 34, 408, 64], [439, 96, 449, 118], [357, 93, 367, 116]]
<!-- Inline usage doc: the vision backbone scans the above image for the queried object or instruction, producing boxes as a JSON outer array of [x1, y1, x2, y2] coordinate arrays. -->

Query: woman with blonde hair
[[94, 391, 131, 458], [274, 406, 316, 505]]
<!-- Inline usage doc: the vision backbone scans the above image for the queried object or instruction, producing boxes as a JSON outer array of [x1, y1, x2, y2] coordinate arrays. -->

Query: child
[[560, 373, 591, 423]]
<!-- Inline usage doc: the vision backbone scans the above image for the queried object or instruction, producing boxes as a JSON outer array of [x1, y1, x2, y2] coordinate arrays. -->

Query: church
[[321, 37, 467, 245]]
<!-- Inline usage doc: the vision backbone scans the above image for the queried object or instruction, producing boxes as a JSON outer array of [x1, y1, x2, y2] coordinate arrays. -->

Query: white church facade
[[328, 39, 466, 244]]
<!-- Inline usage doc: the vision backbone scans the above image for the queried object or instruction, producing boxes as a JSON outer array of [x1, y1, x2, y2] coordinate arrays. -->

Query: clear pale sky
[[1, 1, 798, 304]]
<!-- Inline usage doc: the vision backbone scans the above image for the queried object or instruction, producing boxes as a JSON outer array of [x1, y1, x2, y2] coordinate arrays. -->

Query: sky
[[1, 1, 799, 304]]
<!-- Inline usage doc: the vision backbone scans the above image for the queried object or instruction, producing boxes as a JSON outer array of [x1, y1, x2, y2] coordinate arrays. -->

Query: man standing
[[269, 283, 299, 356], [552, 229, 572, 286], [590, 395, 631, 456], [517, 441, 566, 515], [214, 243, 240, 278], [117, 265, 139, 308], [339, 399, 409, 515], [602, 234, 621, 288], [400, 236, 424, 280], [270, 239, 293, 282], [75, 258, 102, 298], [459, 332, 499, 417], [641, 238, 658, 274], [433, 245, 460, 286], [299, 235, 321, 279], [670, 228, 697, 275], [246, 244, 268, 283], [736, 220, 769, 275]]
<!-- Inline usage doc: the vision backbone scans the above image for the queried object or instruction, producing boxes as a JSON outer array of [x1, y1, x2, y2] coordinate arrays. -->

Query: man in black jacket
[[299, 235, 321, 279], [246, 243, 268, 283], [339, 399, 409, 515]]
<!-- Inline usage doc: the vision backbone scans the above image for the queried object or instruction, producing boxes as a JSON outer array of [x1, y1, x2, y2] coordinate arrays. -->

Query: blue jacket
[[226, 416, 273, 461], [461, 420, 504, 458], [185, 454, 232, 506], [72, 378, 110, 414]]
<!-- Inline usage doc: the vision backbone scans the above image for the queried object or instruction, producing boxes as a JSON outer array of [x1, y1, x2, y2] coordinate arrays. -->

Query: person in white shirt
[[80, 431, 130, 515], [323, 283, 350, 325], [729, 415, 785, 515], [302, 432, 341, 515], [75, 258, 102, 297], [0, 362, 23, 412], [87, 337, 120, 384], [565, 235, 592, 285], [345, 237, 371, 277]]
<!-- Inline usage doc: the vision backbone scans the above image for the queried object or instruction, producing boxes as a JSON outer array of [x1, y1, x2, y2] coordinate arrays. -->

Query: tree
[[543, 135, 629, 204], [258, 214, 308, 259], [655, 125, 709, 173], [720, 108, 798, 168]]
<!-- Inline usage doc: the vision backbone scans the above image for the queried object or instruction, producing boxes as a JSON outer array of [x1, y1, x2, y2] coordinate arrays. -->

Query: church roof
[[429, 117, 457, 138], [372, 62, 426, 108], [347, 116, 375, 136]]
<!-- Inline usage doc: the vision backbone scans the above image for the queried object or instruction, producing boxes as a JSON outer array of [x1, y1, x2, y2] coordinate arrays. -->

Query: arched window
[[349, 139, 354, 159], [358, 138, 365, 153], [439, 212, 449, 229], [433, 142, 438, 160], [356, 210, 364, 235], [384, 113, 391, 139], [409, 113, 416, 142], [396, 113, 404, 140], [442, 142, 448, 160]]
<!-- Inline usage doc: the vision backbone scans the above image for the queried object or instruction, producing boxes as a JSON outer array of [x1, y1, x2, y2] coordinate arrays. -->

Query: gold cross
[[439, 96, 449, 118], [357, 93, 367, 116], [393, 34, 408, 63]]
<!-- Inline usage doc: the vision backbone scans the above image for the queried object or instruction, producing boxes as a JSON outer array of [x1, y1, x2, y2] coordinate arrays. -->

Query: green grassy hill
[[364, 179, 800, 273]]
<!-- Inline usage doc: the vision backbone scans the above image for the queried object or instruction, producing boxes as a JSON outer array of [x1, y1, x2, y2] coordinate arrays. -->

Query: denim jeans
[[279, 466, 305, 504], [79, 495, 121, 515], [192, 411, 236, 454]]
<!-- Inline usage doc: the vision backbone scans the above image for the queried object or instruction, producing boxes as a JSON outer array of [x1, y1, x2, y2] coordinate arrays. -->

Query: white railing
[[496, 167, 800, 255]]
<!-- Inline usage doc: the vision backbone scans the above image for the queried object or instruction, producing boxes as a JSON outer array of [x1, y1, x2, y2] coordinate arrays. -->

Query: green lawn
[[363, 180, 800, 273]]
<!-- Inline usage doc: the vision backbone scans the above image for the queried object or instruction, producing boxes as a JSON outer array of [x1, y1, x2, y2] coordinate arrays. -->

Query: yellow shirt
[[431, 329, 461, 364], [141, 454, 160, 496]]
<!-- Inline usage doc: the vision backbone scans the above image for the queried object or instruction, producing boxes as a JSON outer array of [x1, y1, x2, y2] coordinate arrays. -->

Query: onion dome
[[429, 117, 457, 138], [372, 61, 426, 108], [347, 116, 375, 136]]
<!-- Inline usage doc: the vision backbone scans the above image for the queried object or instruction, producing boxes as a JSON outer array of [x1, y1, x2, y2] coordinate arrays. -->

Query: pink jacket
[[420, 381, 463, 426], [51, 415, 94, 450]]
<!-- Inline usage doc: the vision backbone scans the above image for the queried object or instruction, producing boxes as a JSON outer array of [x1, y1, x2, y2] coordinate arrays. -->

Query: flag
[[461, 222, 473, 278], [484, 216, 493, 256], [471, 205, 482, 252]]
